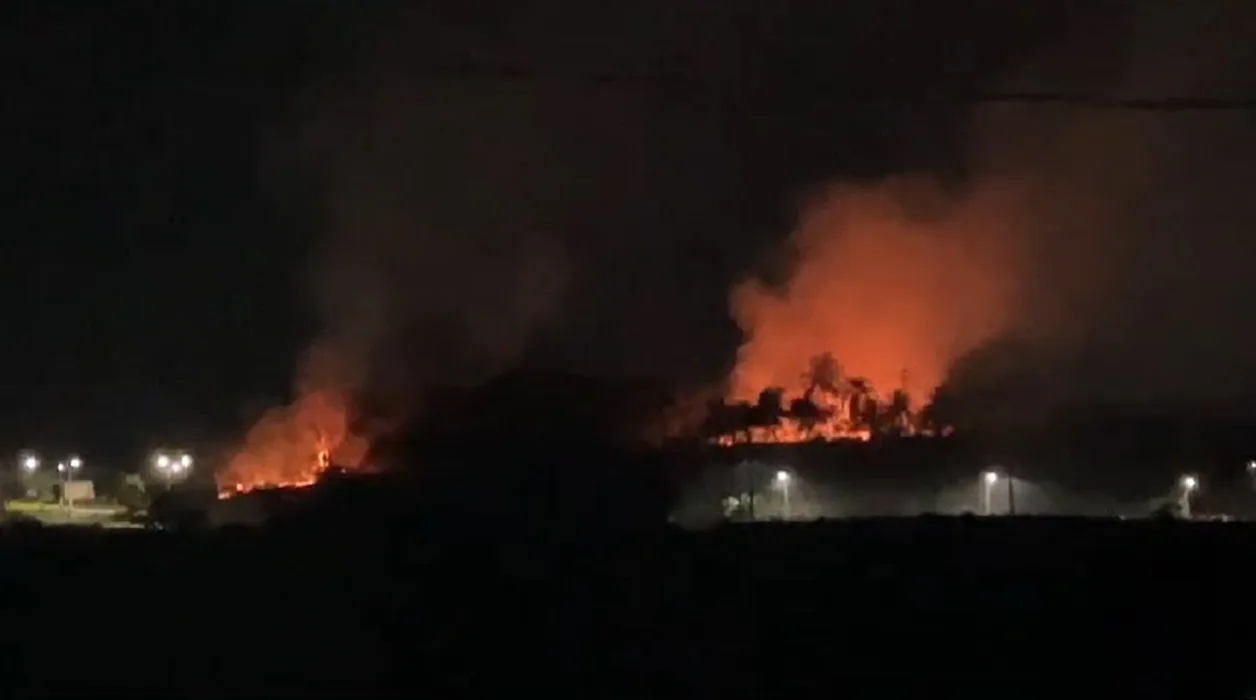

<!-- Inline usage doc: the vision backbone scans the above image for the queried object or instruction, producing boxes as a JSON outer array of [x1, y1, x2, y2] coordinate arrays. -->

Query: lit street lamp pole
[[17, 452, 39, 500], [774, 470, 792, 520], [981, 470, 998, 515], [1178, 475, 1199, 519], [57, 456, 83, 507], [153, 451, 193, 490]]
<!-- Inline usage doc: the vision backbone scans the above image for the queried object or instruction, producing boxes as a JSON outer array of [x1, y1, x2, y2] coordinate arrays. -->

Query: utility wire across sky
[[405, 58, 1256, 111]]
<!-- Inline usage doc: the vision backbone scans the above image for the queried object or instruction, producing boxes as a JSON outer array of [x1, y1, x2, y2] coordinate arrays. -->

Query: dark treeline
[[367, 366, 1256, 460], [370, 367, 1256, 501]]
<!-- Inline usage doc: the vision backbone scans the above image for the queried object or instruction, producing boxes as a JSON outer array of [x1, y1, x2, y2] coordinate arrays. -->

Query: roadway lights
[[980, 469, 1016, 516], [153, 451, 191, 471], [152, 450, 193, 488], [57, 456, 83, 475], [774, 470, 793, 520], [55, 456, 84, 507], [980, 470, 1000, 515], [19, 452, 39, 472], [1178, 474, 1199, 520]]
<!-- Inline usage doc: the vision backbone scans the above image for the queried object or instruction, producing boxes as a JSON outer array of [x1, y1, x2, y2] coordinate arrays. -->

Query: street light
[[57, 458, 82, 476], [1179, 474, 1199, 519], [981, 470, 999, 515], [152, 450, 193, 489], [19, 452, 39, 472], [775, 470, 792, 520], [56, 456, 83, 507]]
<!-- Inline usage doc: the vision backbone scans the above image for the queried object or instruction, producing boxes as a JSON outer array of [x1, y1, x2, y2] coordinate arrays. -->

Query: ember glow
[[715, 423, 873, 446], [217, 387, 368, 498]]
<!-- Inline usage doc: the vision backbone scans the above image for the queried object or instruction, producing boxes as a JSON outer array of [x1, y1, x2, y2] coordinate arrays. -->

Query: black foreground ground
[[0, 516, 1252, 698]]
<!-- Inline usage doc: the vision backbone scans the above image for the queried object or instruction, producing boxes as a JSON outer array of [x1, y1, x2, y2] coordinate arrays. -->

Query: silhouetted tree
[[884, 389, 913, 435], [848, 377, 878, 429], [804, 352, 842, 396], [699, 398, 753, 443], [751, 388, 786, 433], [698, 398, 729, 442], [691, 350, 943, 443], [921, 387, 958, 433], [788, 396, 827, 437], [115, 474, 149, 514], [726, 402, 755, 442]]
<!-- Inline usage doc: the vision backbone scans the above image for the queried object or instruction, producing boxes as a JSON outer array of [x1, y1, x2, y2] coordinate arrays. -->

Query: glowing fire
[[707, 394, 939, 446], [701, 353, 940, 447], [700, 178, 1017, 447], [217, 388, 368, 498], [714, 423, 873, 447]]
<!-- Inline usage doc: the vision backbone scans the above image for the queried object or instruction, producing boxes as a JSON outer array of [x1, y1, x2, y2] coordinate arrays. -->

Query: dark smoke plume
[[275, 73, 581, 432], [226, 47, 576, 488]]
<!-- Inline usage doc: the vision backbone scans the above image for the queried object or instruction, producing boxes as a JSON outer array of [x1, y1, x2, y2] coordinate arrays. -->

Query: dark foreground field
[[1, 516, 1252, 697]]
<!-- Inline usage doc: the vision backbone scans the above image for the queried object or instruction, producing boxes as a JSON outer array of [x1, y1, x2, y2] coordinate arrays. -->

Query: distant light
[[1182, 475, 1199, 491], [21, 455, 38, 471], [775, 470, 791, 484], [56, 462, 65, 473], [1247, 460, 1255, 473], [155, 454, 170, 469], [983, 470, 999, 485], [180, 454, 192, 468], [68, 456, 82, 469]]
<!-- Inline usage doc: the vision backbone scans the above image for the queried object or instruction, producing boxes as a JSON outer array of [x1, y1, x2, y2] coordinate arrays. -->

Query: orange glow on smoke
[[713, 177, 1020, 445], [217, 388, 368, 498]]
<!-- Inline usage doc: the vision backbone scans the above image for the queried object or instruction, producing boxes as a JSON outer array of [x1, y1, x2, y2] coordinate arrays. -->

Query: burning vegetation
[[218, 172, 1013, 481], [696, 177, 1020, 447], [698, 352, 945, 446], [217, 387, 369, 498]]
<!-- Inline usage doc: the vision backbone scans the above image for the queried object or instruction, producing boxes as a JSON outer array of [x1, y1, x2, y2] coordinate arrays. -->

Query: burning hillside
[[697, 352, 943, 446], [217, 387, 369, 498], [687, 177, 1019, 447]]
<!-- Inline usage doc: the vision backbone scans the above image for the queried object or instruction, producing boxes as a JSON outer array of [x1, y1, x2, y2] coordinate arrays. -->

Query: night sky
[[4, 1, 1256, 468]]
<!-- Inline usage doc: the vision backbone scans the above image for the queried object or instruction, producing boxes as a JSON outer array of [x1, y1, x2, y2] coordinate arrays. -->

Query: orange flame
[[217, 387, 368, 498], [713, 424, 874, 446], [702, 177, 1017, 446], [729, 180, 1018, 406]]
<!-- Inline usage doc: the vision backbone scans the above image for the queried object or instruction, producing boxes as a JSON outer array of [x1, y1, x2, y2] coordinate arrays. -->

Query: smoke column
[[729, 176, 1024, 403], [728, 1, 1256, 411], [221, 72, 571, 491]]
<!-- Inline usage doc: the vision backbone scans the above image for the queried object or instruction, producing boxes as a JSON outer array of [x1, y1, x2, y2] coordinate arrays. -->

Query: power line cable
[[408, 58, 1256, 111]]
